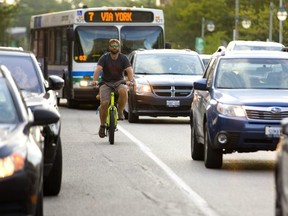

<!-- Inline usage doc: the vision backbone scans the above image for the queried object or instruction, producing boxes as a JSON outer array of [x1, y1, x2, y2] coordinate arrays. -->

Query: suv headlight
[[135, 83, 151, 95], [217, 102, 246, 117]]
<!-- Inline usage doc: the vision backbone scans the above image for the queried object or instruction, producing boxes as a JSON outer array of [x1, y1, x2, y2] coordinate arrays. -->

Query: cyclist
[[92, 39, 134, 138]]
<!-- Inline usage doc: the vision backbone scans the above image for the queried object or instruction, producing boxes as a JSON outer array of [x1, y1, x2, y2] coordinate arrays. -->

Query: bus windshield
[[74, 26, 164, 63]]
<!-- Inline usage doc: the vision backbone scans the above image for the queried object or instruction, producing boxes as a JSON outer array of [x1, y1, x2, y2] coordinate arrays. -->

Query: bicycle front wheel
[[108, 109, 115, 144]]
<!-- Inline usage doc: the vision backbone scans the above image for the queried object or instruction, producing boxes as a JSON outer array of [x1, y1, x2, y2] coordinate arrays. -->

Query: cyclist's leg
[[117, 84, 128, 120], [98, 85, 110, 137]]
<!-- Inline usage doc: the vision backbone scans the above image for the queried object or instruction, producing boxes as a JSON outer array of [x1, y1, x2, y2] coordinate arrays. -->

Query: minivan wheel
[[128, 101, 139, 123], [44, 138, 62, 196], [204, 122, 223, 169]]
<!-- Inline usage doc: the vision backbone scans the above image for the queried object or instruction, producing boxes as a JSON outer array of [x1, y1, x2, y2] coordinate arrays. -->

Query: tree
[[0, 2, 18, 46], [163, 0, 287, 53]]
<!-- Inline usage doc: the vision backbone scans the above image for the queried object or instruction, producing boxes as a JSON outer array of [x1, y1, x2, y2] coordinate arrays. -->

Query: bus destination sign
[[84, 11, 154, 23]]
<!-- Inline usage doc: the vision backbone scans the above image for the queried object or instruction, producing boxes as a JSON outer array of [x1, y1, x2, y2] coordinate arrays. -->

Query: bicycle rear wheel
[[108, 109, 115, 144]]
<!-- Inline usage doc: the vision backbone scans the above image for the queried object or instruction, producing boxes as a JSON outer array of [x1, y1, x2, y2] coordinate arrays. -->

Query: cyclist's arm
[[125, 66, 134, 84], [92, 65, 103, 85]]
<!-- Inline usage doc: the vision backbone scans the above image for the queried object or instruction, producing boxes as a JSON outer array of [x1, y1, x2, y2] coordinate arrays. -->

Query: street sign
[[195, 37, 205, 53]]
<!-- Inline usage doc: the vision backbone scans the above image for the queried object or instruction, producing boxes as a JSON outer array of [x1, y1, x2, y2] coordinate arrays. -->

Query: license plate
[[265, 126, 281, 137], [166, 100, 180, 107]]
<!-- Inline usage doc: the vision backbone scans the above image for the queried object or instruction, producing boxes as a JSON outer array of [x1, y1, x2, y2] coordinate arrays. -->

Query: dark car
[[0, 47, 64, 195], [126, 49, 205, 123], [275, 118, 288, 216], [0, 65, 59, 215], [190, 49, 288, 169]]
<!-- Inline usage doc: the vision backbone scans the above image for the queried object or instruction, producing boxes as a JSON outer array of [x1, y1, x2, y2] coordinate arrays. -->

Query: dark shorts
[[99, 82, 127, 102]]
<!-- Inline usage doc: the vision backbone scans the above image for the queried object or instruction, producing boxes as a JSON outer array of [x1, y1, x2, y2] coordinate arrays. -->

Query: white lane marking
[[118, 125, 220, 216]]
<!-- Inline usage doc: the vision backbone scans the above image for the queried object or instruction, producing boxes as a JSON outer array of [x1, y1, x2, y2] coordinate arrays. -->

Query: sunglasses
[[110, 44, 119, 48]]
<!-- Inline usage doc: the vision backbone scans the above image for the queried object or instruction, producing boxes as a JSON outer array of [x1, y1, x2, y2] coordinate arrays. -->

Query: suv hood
[[135, 74, 203, 85], [215, 89, 288, 106]]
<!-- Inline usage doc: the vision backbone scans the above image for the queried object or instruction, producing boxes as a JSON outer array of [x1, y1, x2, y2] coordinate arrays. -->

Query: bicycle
[[98, 80, 126, 144]]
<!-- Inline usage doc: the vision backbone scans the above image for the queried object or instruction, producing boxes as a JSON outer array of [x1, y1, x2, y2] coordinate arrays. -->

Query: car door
[[192, 57, 217, 144]]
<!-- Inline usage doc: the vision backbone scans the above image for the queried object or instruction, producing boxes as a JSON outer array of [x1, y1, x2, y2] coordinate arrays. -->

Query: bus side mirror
[[67, 27, 74, 41]]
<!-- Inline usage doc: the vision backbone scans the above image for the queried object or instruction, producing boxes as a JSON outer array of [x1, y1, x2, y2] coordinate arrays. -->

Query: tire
[[57, 97, 60, 106], [108, 109, 115, 145], [44, 138, 62, 196], [35, 187, 43, 216], [204, 122, 223, 169], [191, 124, 204, 160], [128, 102, 139, 123], [67, 99, 77, 108]]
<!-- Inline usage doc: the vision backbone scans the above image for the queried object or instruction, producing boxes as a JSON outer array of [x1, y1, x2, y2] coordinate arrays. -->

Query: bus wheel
[[67, 99, 77, 108]]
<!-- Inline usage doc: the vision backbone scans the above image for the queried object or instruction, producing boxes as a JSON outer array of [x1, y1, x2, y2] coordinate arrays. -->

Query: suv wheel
[[44, 138, 62, 196], [204, 122, 222, 169], [191, 124, 204, 160]]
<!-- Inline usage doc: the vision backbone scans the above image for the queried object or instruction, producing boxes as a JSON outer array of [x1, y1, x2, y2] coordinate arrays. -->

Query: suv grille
[[152, 85, 192, 97], [246, 107, 288, 120]]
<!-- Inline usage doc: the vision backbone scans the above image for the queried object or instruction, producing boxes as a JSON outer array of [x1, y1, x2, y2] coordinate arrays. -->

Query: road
[[44, 103, 277, 216]]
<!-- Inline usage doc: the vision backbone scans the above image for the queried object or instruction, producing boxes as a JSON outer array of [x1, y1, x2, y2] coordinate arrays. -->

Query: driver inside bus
[[92, 39, 134, 138]]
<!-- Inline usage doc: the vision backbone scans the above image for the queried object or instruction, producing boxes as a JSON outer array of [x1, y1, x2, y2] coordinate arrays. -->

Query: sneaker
[[118, 112, 124, 120], [98, 125, 106, 138]]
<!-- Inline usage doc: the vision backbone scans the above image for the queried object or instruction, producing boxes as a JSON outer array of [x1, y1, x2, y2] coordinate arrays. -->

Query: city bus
[[30, 7, 165, 107]]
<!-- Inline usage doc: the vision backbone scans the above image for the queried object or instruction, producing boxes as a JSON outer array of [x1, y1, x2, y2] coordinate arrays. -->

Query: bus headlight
[[79, 80, 89, 87]]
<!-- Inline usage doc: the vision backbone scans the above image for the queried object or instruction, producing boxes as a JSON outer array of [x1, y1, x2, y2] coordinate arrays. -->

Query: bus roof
[[30, 7, 164, 29]]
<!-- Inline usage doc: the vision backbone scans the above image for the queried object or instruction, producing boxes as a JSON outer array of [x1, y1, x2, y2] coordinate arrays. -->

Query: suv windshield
[[215, 58, 288, 89], [0, 56, 42, 93], [74, 26, 164, 62]]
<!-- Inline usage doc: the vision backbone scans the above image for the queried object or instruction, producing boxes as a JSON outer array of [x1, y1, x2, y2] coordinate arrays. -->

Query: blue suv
[[190, 48, 288, 169]]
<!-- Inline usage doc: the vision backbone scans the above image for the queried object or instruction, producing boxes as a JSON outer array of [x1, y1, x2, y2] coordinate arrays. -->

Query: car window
[[215, 58, 288, 89], [134, 53, 203, 75], [0, 79, 18, 123], [0, 56, 42, 93]]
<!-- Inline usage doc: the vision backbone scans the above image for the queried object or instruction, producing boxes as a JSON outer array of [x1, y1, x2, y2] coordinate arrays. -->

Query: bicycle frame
[[106, 90, 118, 129], [101, 80, 126, 144]]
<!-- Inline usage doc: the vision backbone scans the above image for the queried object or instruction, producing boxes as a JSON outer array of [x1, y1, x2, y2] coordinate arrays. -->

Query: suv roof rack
[[0, 46, 24, 51]]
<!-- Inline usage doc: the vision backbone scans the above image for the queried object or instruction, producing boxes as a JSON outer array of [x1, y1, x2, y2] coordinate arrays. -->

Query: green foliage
[[3, 0, 288, 51], [0, 3, 18, 46], [164, 0, 287, 53]]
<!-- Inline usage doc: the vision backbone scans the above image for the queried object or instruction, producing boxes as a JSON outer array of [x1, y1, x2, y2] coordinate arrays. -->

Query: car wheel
[[204, 122, 223, 169], [57, 97, 60, 106], [191, 123, 204, 160], [35, 187, 43, 216], [44, 138, 62, 196], [128, 98, 139, 123]]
